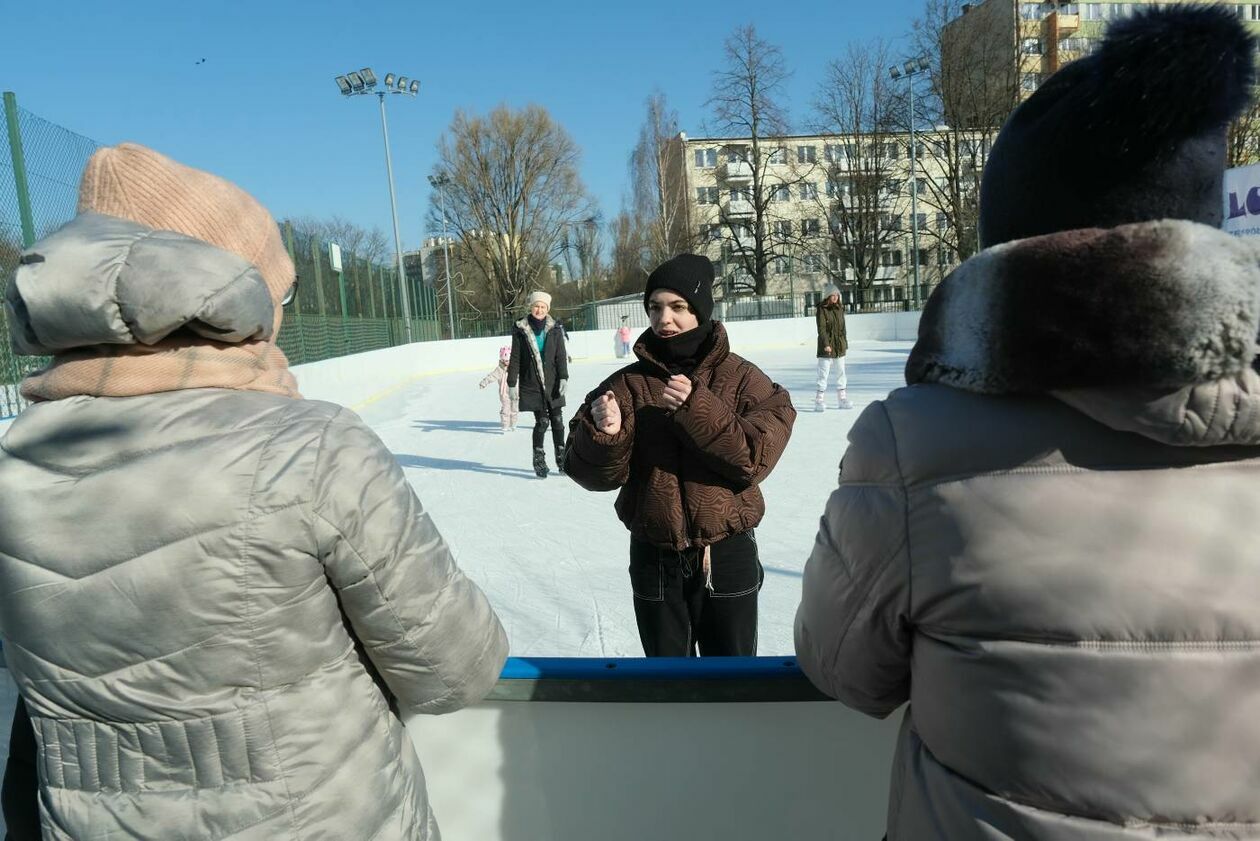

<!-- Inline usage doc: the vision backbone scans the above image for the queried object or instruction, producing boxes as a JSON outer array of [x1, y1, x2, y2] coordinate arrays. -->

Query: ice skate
[[533, 448, 549, 478], [837, 388, 853, 410], [554, 448, 566, 475], [814, 390, 826, 413]]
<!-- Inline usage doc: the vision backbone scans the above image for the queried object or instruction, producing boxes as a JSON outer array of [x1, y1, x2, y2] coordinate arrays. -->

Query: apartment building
[[665, 131, 976, 304], [942, 0, 1260, 126]]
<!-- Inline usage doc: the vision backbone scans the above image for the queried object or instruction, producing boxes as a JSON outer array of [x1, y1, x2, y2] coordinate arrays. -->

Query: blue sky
[[7, 0, 924, 251]]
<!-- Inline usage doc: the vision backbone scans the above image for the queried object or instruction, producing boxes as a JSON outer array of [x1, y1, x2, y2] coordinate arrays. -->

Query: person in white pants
[[815, 284, 851, 410]]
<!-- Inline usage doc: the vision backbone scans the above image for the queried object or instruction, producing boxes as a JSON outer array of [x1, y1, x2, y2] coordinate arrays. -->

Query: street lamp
[[889, 55, 932, 309], [427, 172, 457, 340], [334, 66, 420, 342], [562, 217, 600, 306]]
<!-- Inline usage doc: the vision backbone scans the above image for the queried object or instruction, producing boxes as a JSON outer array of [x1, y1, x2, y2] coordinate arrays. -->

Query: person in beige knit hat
[[0, 143, 507, 840]]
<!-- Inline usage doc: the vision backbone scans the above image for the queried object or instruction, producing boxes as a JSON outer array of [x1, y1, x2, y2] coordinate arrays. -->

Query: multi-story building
[[942, 0, 1260, 127], [664, 131, 979, 305]]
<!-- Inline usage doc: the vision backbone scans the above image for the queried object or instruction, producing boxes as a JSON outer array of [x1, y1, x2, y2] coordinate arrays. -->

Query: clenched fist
[[591, 391, 622, 435], [661, 374, 693, 411]]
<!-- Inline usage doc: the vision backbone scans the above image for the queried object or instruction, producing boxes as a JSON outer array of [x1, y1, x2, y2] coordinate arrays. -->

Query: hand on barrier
[[591, 391, 622, 435]]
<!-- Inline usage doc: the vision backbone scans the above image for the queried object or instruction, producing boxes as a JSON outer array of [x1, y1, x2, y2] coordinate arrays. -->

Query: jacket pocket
[[628, 545, 665, 602]]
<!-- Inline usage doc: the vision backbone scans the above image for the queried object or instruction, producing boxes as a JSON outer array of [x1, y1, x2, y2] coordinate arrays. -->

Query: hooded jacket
[[0, 214, 508, 840], [565, 323, 796, 550], [816, 300, 847, 359], [507, 315, 567, 412], [796, 219, 1260, 840]]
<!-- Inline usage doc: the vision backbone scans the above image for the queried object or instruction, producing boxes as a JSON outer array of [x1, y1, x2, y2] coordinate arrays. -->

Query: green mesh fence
[[0, 92, 448, 418]]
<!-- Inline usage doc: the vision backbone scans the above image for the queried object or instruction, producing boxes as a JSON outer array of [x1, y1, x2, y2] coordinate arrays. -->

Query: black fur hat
[[979, 4, 1256, 249]]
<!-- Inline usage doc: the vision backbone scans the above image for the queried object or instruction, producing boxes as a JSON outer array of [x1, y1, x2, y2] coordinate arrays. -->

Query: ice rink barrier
[[404, 656, 902, 841], [290, 309, 922, 414]]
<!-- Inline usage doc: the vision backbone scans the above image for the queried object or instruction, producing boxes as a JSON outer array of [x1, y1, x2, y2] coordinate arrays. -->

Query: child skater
[[479, 345, 519, 433]]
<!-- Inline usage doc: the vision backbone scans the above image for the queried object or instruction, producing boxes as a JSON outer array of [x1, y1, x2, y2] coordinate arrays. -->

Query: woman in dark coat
[[507, 290, 569, 477]]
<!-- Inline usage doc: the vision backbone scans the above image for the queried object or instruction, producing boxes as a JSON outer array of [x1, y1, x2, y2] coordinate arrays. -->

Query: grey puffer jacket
[[0, 213, 508, 840], [796, 221, 1260, 839]]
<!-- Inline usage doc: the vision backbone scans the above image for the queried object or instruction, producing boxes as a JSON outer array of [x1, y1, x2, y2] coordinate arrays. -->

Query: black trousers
[[2, 698, 39, 841], [531, 407, 565, 452], [629, 532, 762, 657]]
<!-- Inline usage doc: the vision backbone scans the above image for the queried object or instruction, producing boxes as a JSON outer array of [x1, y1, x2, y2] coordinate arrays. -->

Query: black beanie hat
[[978, 4, 1255, 249], [644, 253, 715, 322]]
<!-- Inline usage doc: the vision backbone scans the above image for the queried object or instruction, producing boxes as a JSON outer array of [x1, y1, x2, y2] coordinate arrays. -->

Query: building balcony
[[724, 199, 755, 218], [838, 267, 898, 283], [723, 160, 753, 182], [1048, 11, 1079, 34]]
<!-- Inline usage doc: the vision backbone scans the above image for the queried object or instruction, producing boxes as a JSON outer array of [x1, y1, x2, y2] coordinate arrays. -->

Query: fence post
[[3, 92, 36, 247], [283, 222, 308, 364]]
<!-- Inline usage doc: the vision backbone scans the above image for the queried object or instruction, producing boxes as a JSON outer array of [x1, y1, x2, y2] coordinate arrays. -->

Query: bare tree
[[1229, 98, 1260, 167], [608, 210, 651, 298], [428, 105, 596, 311], [561, 216, 605, 301], [283, 215, 388, 264], [903, 0, 1021, 261], [813, 40, 912, 290], [629, 92, 696, 268], [706, 24, 802, 295]]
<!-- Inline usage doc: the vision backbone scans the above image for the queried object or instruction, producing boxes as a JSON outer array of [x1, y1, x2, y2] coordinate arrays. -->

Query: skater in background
[[508, 290, 569, 477], [815, 283, 850, 411], [796, 7, 1260, 839], [617, 316, 633, 358], [479, 345, 518, 433], [565, 254, 796, 656]]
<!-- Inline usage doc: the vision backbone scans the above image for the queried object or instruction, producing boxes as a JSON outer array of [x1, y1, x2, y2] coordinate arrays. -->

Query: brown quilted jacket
[[564, 323, 796, 550]]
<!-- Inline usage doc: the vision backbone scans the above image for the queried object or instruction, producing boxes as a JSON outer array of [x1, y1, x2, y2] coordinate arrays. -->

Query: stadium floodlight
[[332, 66, 424, 341], [888, 54, 932, 309], [917, 56, 931, 72]]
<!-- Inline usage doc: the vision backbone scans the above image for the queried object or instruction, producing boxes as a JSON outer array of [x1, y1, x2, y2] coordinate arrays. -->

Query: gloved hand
[[558, 379, 568, 398], [479, 381, 487, 389], [509, 386, 519, 401]]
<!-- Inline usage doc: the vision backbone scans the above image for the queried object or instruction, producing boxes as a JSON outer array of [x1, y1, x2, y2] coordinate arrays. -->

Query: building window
[[881, 213, 902, 231], [913, 178, 929, 195], [800, 182, 819, 200], [880, 249, 903, 267], [1021, 37, 1042, 54], [766, 147, 787, 165], [1019, 2, 1045, 20], [883, 142, 900, 160], [915, 212, 928, 230], [730, 188, 752, 203], [802, 254, 823, 273], [825, 144, 848, 164], [803, 218, 821, 237], [884, 180, 903, 198], [826, 178, 851, 199], [937, 248, 957, 266], [773, 256, 790, 275], [725, 145, 748, 163], [797, 145, 817, 164], [772, 220, 792, 239], [916, 248, 931, 266], [696, 186, 719, 204], [694, 148, 717, 168], [1021, 74, 1042, 92], [708, 224, 724, 242], [772, 184, 791, 202], [935, 211, 948, 230]]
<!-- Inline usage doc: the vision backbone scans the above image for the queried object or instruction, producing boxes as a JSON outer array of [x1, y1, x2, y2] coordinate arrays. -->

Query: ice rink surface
[[358, 340, 914, 657]]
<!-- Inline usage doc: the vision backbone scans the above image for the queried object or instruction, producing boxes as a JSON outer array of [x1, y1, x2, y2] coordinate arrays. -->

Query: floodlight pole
[[376, 91, 414, 341], [891, 57, 930, 310], [429, 174, 457, 340]]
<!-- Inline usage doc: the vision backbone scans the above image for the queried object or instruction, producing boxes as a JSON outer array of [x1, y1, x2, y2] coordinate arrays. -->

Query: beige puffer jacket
[[796, 221, 1260, 839], [0, 213, 507, 840]]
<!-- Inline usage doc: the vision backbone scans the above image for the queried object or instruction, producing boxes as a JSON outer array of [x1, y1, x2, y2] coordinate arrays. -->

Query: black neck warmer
[[643, 321, 715, 375], [527, 314, 547, 334]]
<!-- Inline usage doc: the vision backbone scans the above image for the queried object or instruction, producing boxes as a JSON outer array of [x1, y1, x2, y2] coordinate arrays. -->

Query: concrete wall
[[293, 310, 921, 413]]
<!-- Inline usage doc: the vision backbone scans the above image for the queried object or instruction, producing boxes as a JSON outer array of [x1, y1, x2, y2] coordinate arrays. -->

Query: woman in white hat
[[507, 290, 569, 477], [814, 283, 851, 411]]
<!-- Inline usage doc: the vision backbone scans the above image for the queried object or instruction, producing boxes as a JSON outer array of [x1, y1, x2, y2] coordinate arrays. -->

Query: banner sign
[[1223, 163, 1260, 237]]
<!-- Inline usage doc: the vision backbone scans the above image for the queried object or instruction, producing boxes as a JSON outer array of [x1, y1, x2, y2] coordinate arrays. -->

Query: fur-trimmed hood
[[906, 219, 1260, 446]]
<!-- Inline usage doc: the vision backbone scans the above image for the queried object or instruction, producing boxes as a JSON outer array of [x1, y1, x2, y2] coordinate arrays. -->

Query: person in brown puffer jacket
[[564, 254, 796, 656]]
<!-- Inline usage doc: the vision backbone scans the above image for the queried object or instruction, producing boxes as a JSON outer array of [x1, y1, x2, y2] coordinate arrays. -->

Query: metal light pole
[[335, 68, 421, 342], [427, 172, 457, 340], [890, 56, 931, 309]]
